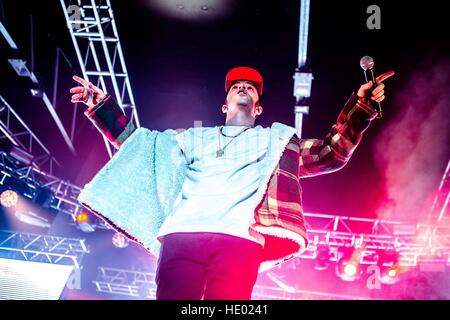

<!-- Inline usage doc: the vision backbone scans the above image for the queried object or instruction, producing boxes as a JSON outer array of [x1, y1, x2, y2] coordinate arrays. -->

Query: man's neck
[[225, 113, 255, 127]]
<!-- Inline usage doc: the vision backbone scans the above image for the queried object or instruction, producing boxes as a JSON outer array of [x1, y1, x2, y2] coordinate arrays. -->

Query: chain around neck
[[219, 125, 253, 138]]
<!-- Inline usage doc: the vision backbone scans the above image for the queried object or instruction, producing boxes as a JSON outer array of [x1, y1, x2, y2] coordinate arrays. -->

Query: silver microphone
[[360, 56, 382, 118]]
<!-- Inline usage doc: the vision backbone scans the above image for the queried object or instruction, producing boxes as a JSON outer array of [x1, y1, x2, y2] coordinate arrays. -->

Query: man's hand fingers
[[361, 80, 373, 90], [374, 95, 385, 103], [372, 83, 385, 95], [372, 90, 384, 100], [70, 86, 85, 94], [72, 75, 90, 86], [71, 93, 84, 103], [376, 71, 395, 84], [71, 93, 83, 100]]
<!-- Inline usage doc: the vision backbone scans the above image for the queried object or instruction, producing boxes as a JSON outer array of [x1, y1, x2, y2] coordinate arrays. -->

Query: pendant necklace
[[216, 126, 251, 158]]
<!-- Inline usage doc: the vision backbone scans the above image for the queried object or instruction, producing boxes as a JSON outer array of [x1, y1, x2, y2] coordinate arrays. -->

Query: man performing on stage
[[70, 66, 394, 300]]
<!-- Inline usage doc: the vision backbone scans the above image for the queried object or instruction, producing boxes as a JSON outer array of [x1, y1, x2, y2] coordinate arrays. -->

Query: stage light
[[1, 190, 18, 208], [76, 212, 89, 224], [336, 247, 362, 281], [378, 250, 401, 284], [388, 268, 397, 278], [112, 232, 129, 248], [75, 211, 95, 233], [144, 0, 236, 22], [343, 263, 358, 277], [314, 245, 331, 271], [380, 264, 401, 285]]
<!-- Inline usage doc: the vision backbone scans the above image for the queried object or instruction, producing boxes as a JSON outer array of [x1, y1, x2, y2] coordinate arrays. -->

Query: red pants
[[156, 232, 263, 300]]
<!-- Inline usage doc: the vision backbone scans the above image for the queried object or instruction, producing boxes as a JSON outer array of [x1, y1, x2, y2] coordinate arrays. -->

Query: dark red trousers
[[156, 232, 263, 300]]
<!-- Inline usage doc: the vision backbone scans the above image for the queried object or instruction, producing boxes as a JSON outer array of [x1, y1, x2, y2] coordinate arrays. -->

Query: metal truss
[[301, 212, 450, 267], [252, 285, 369, 300], [7, 57, 75, 155], [293, 0, 312, 137], [0, 9, 80, 160], [92, 267, 372, 300], [60, 0, 140, 158], [93, 267, 156, 299], [0, 151, 110, 230], [0, 230, 89, 268], [4, 15, 75, 156], [0, 95, 60, 175], [429, 159, 450, 225]]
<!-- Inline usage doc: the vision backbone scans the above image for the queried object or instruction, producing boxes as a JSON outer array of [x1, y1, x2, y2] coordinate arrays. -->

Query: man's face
[[224, 80, 261, 117]]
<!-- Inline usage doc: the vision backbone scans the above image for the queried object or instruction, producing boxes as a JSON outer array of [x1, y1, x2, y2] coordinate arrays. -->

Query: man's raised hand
[[357, 70, 395, 103], [70, 76, 106, 109]]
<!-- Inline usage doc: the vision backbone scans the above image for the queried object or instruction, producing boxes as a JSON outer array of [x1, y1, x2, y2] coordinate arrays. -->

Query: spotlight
[[343, 263, 358, 277], [336, 247, 362, 281], [112, 232, 129, 248], [1, 190, 18, 208], [76, 212, 89, 224], [75, 211, 95, 232], [378, 251, 401, 284], [388, 268, 398, 278], [314, 245, 331, 271], [380, 264, 401, 285]]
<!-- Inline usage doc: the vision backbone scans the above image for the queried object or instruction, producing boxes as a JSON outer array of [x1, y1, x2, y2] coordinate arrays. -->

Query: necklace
[[216, 126, 251, 157]]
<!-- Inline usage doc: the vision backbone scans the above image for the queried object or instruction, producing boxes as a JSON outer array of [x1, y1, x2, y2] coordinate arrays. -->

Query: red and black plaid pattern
[[84, 94, 136, 149], [299, 93, 377, 177], [253, 93, 378, 267]]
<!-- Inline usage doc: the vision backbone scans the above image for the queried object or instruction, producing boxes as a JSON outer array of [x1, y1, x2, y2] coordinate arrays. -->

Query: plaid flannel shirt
[[84, 93, 378, 270]]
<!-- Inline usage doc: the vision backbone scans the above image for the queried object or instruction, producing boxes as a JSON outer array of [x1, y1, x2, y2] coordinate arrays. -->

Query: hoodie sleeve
[[299, 93, 378, 178], [84, 94, 136, 149]]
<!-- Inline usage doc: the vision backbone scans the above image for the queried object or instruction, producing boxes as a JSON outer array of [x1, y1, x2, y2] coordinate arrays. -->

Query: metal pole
[[293, 0, 312, 138]]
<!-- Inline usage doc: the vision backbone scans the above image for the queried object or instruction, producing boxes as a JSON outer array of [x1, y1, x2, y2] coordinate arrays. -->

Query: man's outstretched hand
[[357, 71, 395, 103], [70, 76, 107, 109]]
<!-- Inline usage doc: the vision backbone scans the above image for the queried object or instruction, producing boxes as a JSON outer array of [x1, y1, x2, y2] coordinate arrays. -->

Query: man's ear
[[222, 104, 228, 113], [255, 105, 263, 116]]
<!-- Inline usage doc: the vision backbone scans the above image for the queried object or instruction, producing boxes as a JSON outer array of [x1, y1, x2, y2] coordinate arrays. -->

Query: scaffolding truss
[[301, 212, 450, 266], [0, 151, 110, 231], [429, 159, 450, 225], [0, 96, 60, 175], [93, 267, 156, 299], [59, 0, 140, 158], [251, 285, 370, 300], [92, 266, 373, 300], [0, 230, 89, 268]]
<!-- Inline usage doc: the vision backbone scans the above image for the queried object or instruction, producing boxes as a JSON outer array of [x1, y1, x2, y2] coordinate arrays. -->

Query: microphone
[[359, 55, 382, 118]]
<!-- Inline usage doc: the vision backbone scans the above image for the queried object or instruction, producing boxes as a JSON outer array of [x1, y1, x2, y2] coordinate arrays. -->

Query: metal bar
[[298, 0, 310, 68]]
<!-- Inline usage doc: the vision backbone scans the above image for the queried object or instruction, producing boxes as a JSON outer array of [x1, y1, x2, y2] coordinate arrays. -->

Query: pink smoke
[[373, 57, 450, 223]]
